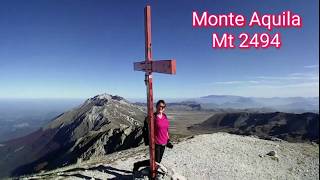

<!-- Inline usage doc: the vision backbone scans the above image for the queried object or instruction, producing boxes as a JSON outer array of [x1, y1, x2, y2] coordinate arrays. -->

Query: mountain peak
[[92, 93, 125, 101], [0, 93, 146, 178], [84, 93, 129, 107]]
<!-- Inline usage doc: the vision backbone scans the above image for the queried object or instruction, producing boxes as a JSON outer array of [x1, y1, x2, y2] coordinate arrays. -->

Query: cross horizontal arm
[[133, 59, 176, 74]]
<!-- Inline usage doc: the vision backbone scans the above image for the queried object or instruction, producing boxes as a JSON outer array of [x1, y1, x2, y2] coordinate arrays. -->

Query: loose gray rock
[[266, 150, 277, 157]]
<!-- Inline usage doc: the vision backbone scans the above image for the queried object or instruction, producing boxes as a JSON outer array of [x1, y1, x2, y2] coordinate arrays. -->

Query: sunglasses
[[159, 105, 166, 109]]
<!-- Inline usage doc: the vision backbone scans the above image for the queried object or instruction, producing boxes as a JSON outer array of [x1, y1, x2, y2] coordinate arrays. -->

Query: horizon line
[[0, 94, 319, 100]]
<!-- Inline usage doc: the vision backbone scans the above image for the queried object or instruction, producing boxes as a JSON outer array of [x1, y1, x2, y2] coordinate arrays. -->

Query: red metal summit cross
[[133, 5, 176, 179]]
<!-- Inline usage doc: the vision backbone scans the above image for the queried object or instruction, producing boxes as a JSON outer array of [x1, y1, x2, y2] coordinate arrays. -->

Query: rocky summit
[[0, 94, 146, 178], [19, 132, 319, 180]]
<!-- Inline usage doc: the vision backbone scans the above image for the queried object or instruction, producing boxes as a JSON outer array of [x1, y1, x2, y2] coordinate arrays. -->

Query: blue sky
[[0, 0, 318, 99]]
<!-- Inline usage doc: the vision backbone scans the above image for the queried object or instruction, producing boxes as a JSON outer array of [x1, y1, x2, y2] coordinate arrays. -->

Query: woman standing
[[133, 100, 173, 172]]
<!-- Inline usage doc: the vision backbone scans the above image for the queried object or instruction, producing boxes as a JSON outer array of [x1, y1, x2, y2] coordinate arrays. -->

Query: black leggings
[[134, 144, 165, 169]]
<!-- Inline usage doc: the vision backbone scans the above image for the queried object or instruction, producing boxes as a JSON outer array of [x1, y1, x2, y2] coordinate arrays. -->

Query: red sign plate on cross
[[134, 60, 176, 74]]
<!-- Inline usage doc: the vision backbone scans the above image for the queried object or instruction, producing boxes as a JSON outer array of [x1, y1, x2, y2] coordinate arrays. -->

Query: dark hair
[[156, 100, 166, 107]]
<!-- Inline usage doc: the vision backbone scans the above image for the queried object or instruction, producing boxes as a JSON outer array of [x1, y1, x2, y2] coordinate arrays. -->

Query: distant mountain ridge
[[192, 95, 319, 113], [133, 95, 318, 113], [133, 101, 202, 111], [189, 112, 319, 143]]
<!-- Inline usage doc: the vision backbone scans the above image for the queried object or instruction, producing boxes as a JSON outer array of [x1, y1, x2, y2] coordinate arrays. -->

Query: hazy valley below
[[0, 98, 84, 142]]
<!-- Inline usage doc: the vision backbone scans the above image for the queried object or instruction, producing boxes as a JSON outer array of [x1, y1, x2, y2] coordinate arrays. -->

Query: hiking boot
[[133, 163, 139, 172]]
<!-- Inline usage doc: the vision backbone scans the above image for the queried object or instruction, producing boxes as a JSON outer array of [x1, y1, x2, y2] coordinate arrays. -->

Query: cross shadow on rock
[[90, 165, 133, 180], [62, 164, 133, 180], [60, 173, 102, 180]]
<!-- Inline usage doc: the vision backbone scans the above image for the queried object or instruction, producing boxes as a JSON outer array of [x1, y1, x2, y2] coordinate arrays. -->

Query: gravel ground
[[161, 133, 319, 180], [21, 132, 319, 180]]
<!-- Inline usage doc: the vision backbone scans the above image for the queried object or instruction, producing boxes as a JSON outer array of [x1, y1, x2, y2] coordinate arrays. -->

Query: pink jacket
[[155, 113, 169, 145]]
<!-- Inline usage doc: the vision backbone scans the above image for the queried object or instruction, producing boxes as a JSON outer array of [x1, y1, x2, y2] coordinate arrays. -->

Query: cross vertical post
[[144, 5, 156, 179], [134, 5, 176, 179]]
